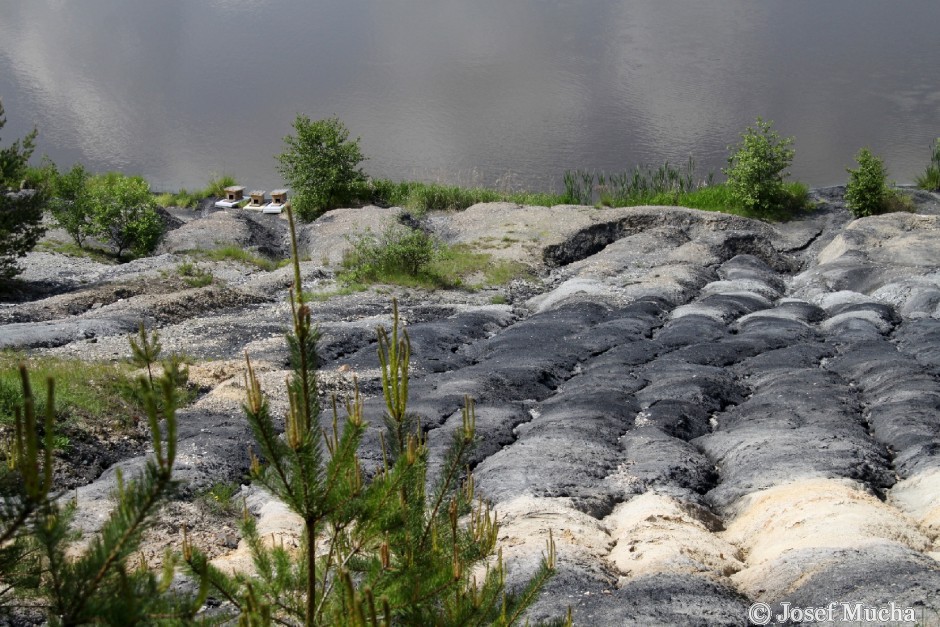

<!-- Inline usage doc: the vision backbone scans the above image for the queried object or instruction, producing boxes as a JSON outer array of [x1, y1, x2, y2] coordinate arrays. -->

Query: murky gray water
[[1, 0, 939, 193]]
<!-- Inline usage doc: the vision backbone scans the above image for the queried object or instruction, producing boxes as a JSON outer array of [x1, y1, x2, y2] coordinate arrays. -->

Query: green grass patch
[[155, 188, 200, 209], [203, 174, 239, 199], [0, 352, 144, 431], [177, 262, 214, 287], [430, 244, 531, 288], [915, 138, 940, 192], [645, 181, 811, 221], [367, 179, 566, 214], [36, 239, 119, 264], [198, 481, 242, 516], [916, 167, 940, 192], [195, 246, 280, 271], [302, 283, 367, 302], [155, 174, 240, 209], [339, 224, 532, 291]]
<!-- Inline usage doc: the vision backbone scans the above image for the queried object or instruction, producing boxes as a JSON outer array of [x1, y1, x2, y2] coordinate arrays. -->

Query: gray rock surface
[[5, 190, 940, 624]]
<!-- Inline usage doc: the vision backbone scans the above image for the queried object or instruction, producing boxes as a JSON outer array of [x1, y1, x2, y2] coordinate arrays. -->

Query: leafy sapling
[[724, 117, 796, 217]]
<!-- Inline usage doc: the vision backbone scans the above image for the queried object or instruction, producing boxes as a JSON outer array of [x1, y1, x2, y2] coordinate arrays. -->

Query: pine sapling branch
[[129, 321, 162, 391]]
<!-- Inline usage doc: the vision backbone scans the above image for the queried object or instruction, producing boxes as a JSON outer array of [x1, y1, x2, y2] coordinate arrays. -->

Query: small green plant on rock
[[128, 322, 192, 408], [845, 148, 911, 217], [176, 261, 214, 287], [915, 138, 940, 192], [199, 481, 242, 517]]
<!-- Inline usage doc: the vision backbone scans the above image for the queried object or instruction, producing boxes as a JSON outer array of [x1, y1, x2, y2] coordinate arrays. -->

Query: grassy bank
[[367, 159, 810, 220], [367, 178, 566, 213], [155, 174, 240, 209], [0, 352, 143, 433]]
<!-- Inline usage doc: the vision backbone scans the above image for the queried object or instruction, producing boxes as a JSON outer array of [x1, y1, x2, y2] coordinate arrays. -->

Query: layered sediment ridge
[[4, 188, 940, 624]]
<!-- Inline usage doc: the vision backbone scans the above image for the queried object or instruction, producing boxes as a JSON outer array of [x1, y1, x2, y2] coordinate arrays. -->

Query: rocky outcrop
[[4, 189, 940, 624]]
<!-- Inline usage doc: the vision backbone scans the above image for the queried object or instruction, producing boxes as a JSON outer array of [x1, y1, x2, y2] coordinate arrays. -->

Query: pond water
[[1, 0, 939, 194]]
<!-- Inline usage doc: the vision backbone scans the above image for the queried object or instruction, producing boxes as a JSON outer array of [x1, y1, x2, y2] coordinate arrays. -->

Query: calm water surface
[[1, 1, 939, 193]]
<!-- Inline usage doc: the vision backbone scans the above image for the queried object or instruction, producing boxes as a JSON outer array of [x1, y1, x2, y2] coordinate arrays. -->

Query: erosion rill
[[4, 188, 940, 624]]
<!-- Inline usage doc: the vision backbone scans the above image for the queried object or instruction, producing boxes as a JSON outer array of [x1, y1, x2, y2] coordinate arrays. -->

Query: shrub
[[914, 138, 940, 192], [341, 223, 439, 284], [276, 115, 366, 221], [724, 118, 796, 217], [0, 100, 46, 280], [49, 164, 96, 247], [86, 172, 164, 258], [845, 148, 909, 218], [50, 169, 164, 258]]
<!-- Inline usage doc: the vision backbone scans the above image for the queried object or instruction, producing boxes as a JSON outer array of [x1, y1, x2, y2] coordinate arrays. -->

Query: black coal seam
[[458, 401, 538, 477], [818, 345, 896, 500]]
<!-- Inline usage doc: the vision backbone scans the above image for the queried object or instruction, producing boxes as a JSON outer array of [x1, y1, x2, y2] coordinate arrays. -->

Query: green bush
[[49, 169, 164, 259], [49, 164, 96, 247], [276, 115, 366, 221], [914, 138, 940, 192], [87, 172, 164, 258], [341, 223, 439, 284], [724, 118, 796, 217], [845, 148, 909, 218]]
